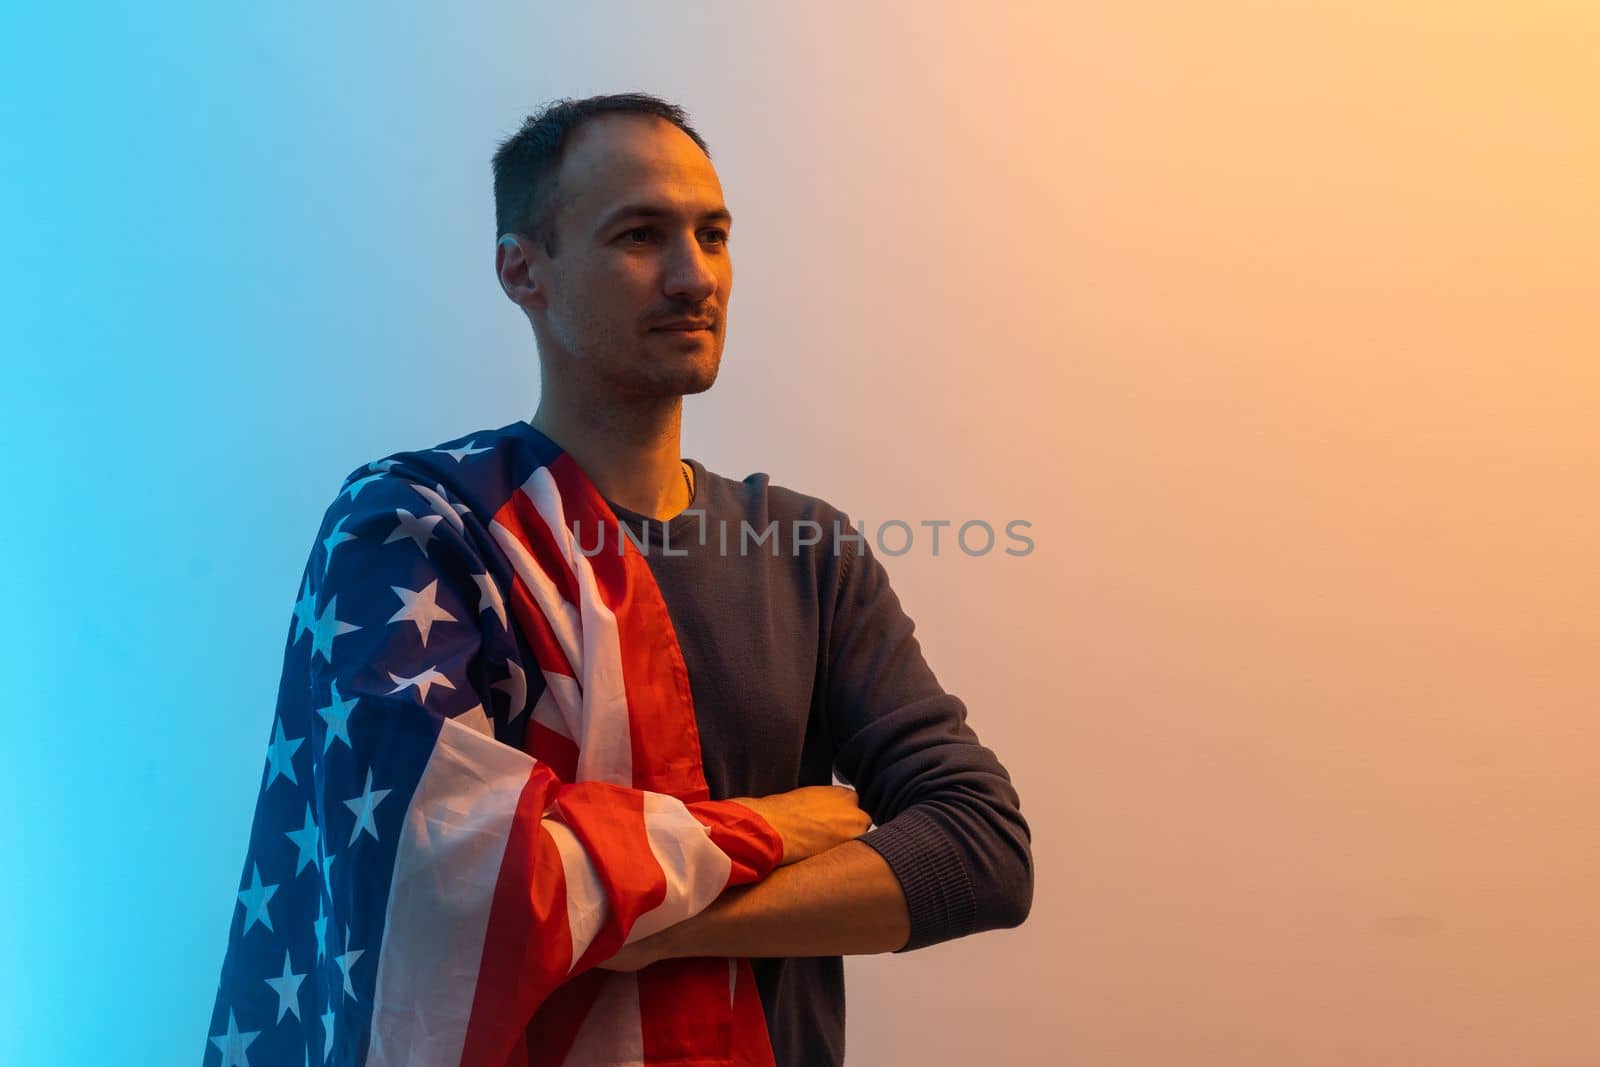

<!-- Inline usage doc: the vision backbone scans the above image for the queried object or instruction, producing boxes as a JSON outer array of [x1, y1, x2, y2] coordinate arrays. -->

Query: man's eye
[[618, 226, 728, 246]]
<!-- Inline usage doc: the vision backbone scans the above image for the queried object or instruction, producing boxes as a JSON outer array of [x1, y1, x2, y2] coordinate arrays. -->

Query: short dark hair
[[491, 92, 712, 257]]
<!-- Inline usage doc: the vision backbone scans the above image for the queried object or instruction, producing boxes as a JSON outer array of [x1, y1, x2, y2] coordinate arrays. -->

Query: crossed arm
[[600, 839, 911, 971], [602, 524, 1032, 972], [601, 514, 1032, 973]]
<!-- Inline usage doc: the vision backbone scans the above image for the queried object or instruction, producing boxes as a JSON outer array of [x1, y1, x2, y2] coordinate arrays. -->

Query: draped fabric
[[207, 431, 784, 1067]]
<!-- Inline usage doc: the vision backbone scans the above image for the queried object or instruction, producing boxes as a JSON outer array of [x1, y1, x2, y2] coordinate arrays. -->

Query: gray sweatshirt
[[601, 454, 1034, 1067]]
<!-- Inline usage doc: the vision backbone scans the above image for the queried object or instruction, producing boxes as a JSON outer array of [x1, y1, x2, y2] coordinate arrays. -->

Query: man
[[208, 92, 1030, 1067]]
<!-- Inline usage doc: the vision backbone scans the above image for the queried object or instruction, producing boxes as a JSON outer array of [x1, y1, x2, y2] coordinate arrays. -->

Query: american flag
[[206, 423, 785, 1066]]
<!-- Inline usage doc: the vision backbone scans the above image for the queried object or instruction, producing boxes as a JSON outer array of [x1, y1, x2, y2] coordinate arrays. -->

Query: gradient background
[[4, 3, 1597, 1064]]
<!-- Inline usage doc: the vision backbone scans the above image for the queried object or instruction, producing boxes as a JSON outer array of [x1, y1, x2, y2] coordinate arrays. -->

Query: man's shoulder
[[701, 462, 856, 524], [323, 418, 544, 525], [697, 463, 864, 565]]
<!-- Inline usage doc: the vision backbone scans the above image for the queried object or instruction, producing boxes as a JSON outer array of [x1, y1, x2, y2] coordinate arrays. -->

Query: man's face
[[516, 113, 733, 400]]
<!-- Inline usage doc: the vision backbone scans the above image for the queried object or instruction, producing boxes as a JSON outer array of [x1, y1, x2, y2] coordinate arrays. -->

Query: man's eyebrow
[[594, 203, 733, 234]]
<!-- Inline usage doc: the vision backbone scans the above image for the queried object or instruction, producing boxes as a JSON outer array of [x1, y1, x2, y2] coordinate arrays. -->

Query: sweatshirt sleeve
[[823, 521, 1034, 952]]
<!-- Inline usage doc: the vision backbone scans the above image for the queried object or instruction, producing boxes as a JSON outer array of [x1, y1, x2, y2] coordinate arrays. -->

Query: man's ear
[[496, 233, 547, 310]]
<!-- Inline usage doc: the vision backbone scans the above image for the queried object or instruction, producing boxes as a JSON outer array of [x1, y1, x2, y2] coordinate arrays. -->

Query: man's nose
[[661, 234, 720, 302]]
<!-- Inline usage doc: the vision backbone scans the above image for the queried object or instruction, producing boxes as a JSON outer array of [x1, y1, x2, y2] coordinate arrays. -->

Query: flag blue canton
[[206, 435, 543, 1067]]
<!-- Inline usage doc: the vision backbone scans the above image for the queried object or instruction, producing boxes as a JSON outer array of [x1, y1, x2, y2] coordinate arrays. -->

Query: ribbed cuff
[[856, 806, 977, 953]]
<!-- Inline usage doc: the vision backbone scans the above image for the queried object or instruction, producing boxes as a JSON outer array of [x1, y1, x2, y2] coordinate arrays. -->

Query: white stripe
[[455, 703, 493, 738], [364, 724, 733, 1062], [363, 465, 743, 1063], [487, 515, 584, 670], [541, 790, 730, 962], [520, 467, 634, 786], [530, 678, 575, 743], [537, 669, 583, 744], [622, 792, 734, 945], [365, 716, 534, 1066], [542, 817, 608, 971]]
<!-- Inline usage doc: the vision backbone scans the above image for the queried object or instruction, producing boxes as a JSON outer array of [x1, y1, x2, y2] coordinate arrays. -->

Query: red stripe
[[637, 957, 735, 1063], [546, 453, 784, 1063], [522, 970, 609, 1067], [460, 452, 781, 1063], [689, 799, 785, 885], [504, 574, 576, 681], [546, 454, 711, 800], [730, 959, 778, 1066], [459, 763, 569, 1066], [526, 719, 579, 782], [491, 491, 578, 682], [548, 780, 667, 969], [502, 486, 582, 607]]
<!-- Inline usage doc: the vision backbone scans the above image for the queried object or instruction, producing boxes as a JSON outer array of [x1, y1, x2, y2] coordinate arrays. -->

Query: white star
[[313, 892, 329, 964], [309, 595, 361, 664], [472, 571, 508, 629], [492, 659, 528, 722], [264, 949, 307, 1022], [436, 439, 490, 461], [237, 863, 278, 935], [264, 720, 304, 788], [386, 665, 455, 705], [321, 1007, 335, 1060], [387, 579, 458, 647], [382, 507, 443, 556], [342, 769, 392, 845], [209, 1009, 259, 1067], [412, 482, 466, 535], [315, 680, 357, 754], [436, 482, 472, 521], [335, 928, 364, 1001], [340, 472, 384, 502], [320, 513, 357, 575], [292, 575, 317, 645], [284, 804, 320, 876], [367, 458, 401, 473], [319, 838, 337, 902]]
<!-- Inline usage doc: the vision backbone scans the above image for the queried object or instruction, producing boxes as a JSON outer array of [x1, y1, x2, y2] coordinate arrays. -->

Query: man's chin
[[664, 370, 718, 397], [608, 369, 719, 401], [635, 351, 720, 396]]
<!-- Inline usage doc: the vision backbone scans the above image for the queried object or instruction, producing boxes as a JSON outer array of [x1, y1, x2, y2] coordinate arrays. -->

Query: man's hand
[[724, 785, 873, 866], [597, 786, 890, 972]]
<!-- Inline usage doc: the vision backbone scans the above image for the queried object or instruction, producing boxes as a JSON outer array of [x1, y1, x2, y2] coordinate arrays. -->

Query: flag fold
[[207, 435, 784, 1067]]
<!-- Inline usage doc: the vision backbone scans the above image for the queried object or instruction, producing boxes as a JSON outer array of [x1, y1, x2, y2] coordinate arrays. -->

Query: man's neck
[[529, 395, 691, 522]]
